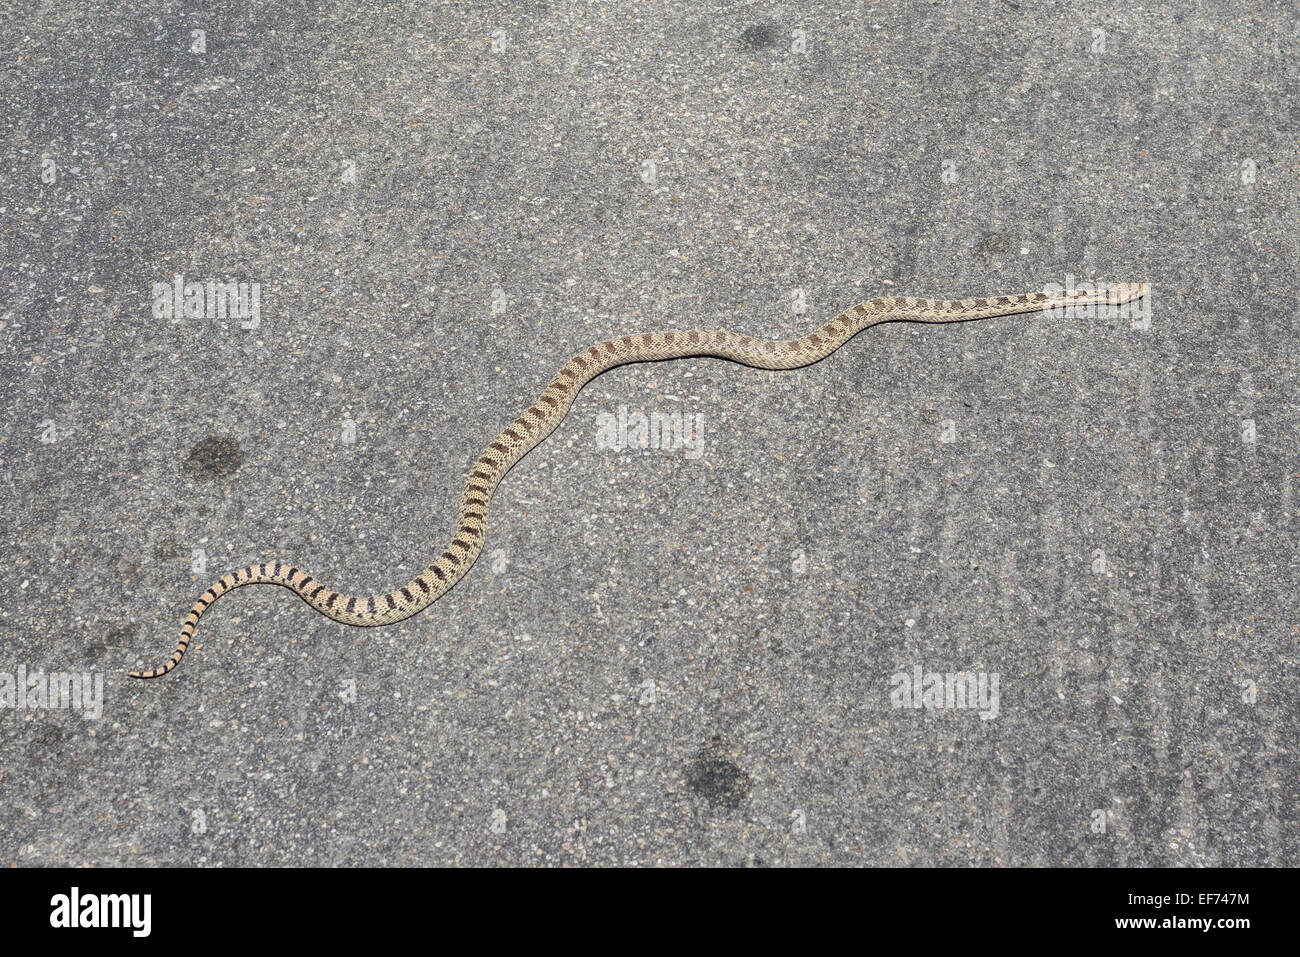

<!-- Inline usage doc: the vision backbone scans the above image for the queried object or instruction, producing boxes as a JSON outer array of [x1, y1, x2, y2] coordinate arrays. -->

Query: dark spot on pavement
[[28, 724, 65, 761], [686, 739, 752, 809], [106, 624, 138, 647], [977, 232, 1010, 266], [183, 436, 243, 480], [740, 23, 780, 50]]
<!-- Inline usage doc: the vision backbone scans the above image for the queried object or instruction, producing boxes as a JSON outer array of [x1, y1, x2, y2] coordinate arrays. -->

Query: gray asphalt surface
[[1, 1, 1296, 866]]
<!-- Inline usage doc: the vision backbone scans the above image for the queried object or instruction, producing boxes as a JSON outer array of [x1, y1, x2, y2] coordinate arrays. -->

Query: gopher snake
[[131, 282, 1147, 678]]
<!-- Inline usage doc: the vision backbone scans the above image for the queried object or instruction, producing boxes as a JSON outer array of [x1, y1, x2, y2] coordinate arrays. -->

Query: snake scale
[[131, 281, 1148, 678]]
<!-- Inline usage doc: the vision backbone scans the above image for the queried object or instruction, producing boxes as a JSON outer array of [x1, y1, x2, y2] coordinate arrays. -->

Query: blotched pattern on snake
[[131, 282, 1147, 678]]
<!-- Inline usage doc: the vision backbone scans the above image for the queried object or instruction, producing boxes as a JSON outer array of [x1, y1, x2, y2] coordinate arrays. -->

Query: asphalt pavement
[[1, 1, 1296, 865]]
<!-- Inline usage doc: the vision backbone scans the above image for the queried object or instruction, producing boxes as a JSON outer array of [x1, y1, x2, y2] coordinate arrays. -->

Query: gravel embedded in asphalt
[[1, 1, 1296, 866]]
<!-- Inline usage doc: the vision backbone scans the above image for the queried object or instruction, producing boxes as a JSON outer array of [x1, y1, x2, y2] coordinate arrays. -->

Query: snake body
[[131, 282, 1147, 678]]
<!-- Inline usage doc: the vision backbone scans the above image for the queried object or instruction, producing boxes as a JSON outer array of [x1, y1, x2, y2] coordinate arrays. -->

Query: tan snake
[[131, 281, 1148, 678]]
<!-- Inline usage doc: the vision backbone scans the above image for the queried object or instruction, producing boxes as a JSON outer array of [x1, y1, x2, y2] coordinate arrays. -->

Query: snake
[[130, 281, 1148, 678]]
